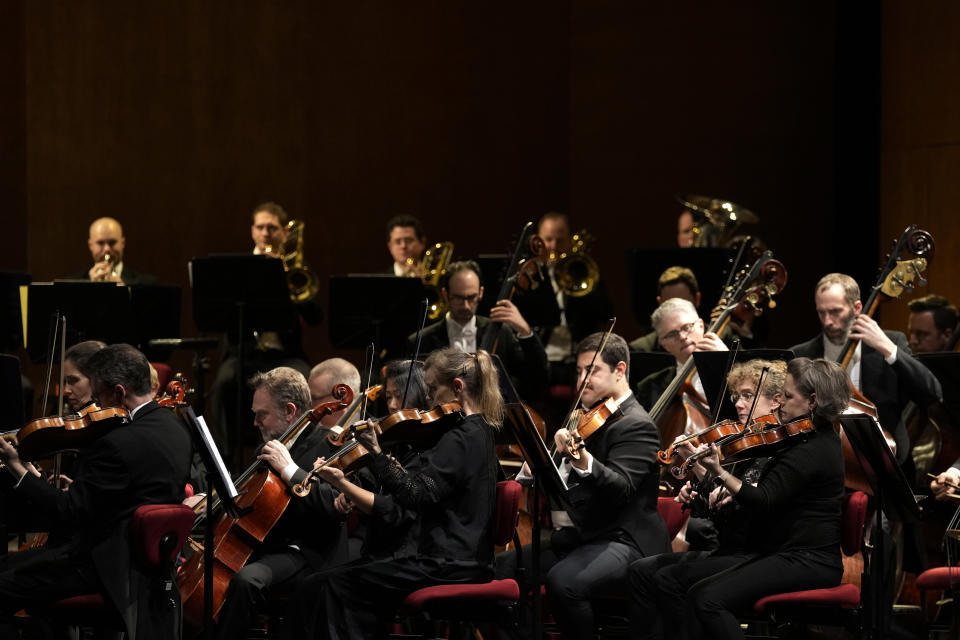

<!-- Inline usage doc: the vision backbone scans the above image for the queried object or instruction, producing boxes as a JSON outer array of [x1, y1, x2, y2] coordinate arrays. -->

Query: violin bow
[[358, 343, 375, 422], [709, 337, 741, 424], [743, 366, 769, 429], [402, 297, 430, 409]]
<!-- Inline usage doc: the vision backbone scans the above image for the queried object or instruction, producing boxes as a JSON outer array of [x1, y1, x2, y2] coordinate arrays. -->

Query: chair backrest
[[494, 480, 523, 547], [657, 496, 690, 539], [129, 503, 196, 569], [841, 491, 868, 556], [150, 362, 173, 393]]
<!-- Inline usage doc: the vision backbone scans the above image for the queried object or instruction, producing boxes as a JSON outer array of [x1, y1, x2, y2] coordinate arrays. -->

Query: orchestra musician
[[308, 357, 362, 426], [0, 344, 191, 640], [630, 266, 702, 352], [631, 357, 849, 640], [634, 297, 728, 423], [213, 366, 345, 640], [907, 294, 957, 354], [386, 214, 427, 277], [507, 332, 668, 638], [790, 273, 942, 465], [281, 347, 503, 639], [628, 359, 787, 638], [407, 260, 549, 400], [71, 216, 157, 285], [677, 209, 696, 248], [62, 339, 106, 412]]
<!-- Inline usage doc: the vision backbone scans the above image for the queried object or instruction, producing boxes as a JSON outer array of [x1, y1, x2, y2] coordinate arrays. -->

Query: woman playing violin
[[631, 357, 849, 640], [61, 340, 105, 412], [283, 347, 503, 640]]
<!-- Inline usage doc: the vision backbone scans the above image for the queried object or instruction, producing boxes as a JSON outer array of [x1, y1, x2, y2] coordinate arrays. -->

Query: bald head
[[88, 217, 126, 264]]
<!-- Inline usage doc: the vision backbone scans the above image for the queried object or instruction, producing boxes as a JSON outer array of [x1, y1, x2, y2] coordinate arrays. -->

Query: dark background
[[2, 2, 958, 409]]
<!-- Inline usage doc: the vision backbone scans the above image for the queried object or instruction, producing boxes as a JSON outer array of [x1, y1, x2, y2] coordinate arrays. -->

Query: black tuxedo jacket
[[564, 394, 669, 556], [15, 401, 191, 640], [790, 331, 942, 462], [407, 315, 549, 400], [265, 423, 346, 570]]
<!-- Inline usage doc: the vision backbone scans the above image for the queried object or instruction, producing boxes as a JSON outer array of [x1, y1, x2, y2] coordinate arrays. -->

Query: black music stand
[[26, 281, 136, 362], [129, 284, 181, 361], [494, 354, 571, 640], [840, 412, 920, 638], [915, 352, 960, 426], [180, 406, 241, 640], [629, 352, 676, 391], [692, 349, 795, 422], [625, 247, 737, 331], [328, 275, 425, 361]]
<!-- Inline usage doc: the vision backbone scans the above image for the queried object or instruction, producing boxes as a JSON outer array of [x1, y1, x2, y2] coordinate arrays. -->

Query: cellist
[[213, 366, 347, 640]]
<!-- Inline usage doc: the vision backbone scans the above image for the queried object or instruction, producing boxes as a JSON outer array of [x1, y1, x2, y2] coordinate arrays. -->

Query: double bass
[[177, 384, 353, 632]]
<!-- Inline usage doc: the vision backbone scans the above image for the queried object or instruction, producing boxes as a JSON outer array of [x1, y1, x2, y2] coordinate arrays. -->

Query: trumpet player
[[386, 214, 427, 277], [75, 217, 155, 285]]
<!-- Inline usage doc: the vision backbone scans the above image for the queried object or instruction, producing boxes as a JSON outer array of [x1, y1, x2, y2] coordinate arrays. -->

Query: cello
[[177, 384, 353, 632]]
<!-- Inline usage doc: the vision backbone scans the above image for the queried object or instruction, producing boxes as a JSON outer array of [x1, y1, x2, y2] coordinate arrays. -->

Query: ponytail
[[423, 347, 504, 428]]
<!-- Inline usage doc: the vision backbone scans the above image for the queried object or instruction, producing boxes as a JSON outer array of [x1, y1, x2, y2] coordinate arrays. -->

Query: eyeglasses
[[659, 321, 697, 343], [449, 293, 480, 304], [729, 391, 756, 404]]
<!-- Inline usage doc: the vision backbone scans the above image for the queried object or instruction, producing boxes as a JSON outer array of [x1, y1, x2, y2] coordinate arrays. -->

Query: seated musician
[[308, 357, 362, 425], [630, 266, 702, 353], [69, 216, 157, 285], [508, 331, 668, 638], [632, 357, 849, 639], [406, 259, 549, 400], [62, 339, 106, 411], [930, 458, 960, 501], [907, 294, 957, 353], [282, 347, 503, 639], [386, 214, 428, 276], [0, 344, 191, 639], [629, 359, 786, 638], [635, 297, 728, 422], [214, 366, 345, 640], [790, 273, 941, 466]]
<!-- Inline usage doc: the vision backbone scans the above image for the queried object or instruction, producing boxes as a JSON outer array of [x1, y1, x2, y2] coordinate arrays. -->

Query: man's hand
[[490, 299, 533, 337], [695, 332, 728, 353], [708, 485, 733, 510], [676, 480, 698, 506], [849, 314, 897, 360], [931, 468, 960, 500], [257, 439, 294, 474]]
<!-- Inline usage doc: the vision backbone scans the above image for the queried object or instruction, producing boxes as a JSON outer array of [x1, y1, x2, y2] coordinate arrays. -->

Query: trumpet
[[265, 220, 320, 303], [552, 230, 599, 298], [93, 253, 120, 282]]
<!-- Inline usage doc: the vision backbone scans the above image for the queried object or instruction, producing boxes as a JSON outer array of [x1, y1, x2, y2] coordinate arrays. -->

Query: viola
[[15, 404, 131, 460], [656, 414, 779, 466], [561, 396, 619, 459]]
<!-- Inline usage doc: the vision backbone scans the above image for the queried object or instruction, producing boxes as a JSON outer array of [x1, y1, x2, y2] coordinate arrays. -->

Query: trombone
[[265, 220, 320, 303]]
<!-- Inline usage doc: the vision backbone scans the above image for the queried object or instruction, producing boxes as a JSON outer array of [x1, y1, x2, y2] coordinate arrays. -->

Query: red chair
[[397, 480, 523, 635], [915, 562, 960, 635], [150, 362, 173, 394], [657, 495, 691, 540], [28, 503, 196, 634], [749, 491, 869, 632]]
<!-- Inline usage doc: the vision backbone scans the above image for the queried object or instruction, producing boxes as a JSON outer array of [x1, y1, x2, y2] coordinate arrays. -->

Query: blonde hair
[[423, 348, 504, 428], [726, 359, 787, 399]]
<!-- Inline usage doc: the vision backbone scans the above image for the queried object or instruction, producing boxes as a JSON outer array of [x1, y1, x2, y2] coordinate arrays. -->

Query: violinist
[[214, 366, 345, 640], [635, 297, 728, 424], [790, 273, 941, 465], [386, 214, 427, 277], [407, 260, 549, 400], [283, 347, 502, 640], [69, 216, 156, 285], [632, 357, 849, 640], [628, 359, 786, 639], [0, 344, 191, 640], [930, 459, 960, 501], [510, 331, 668, 638], [62, 339, 106, 412], [308, 357, 362, 425]]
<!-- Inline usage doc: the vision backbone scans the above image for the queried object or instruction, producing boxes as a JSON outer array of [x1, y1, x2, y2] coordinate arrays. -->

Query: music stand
[[328, 275, 425, 360], [629, 352, 676, 391], [915, 352, 960, 426], [625, 247, 736, 331], [839, 412, 920, 637], [0, 271, 29, 352], [692, 349, 795, 422], [26, 281, 136, 362], [129, 284, 181, 360], [180, 406, 241, 640]]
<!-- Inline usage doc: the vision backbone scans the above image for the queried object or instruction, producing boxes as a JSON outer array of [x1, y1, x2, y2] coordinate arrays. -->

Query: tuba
[[419, 241, 455, 321], [266, 220, 320, 303], [552, 230, 599, 298]]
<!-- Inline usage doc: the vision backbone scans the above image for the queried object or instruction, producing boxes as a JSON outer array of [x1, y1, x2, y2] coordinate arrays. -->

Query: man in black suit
[[214, 366, 345, 640], [406, 260, 549, 401], [524, 332, 670, 638], [0, 343, 191, 639], [71, 216, 157, 285], [790, 273, 942, 464]]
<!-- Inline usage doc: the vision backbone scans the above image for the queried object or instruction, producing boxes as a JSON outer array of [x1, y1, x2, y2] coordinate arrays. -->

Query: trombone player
[[73, 217, 156, 285]]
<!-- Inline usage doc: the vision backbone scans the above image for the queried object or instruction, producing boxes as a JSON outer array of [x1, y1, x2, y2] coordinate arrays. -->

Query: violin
[[655, 415, 778, 466], [674, 415, 815, 479], [15, 404, 131, 460], [561, 396, 618, 460]]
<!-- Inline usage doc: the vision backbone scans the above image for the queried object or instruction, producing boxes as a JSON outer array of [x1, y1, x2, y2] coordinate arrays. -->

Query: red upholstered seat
[[401, 480, 523, 616], [657, 496, 690, 539], [916, 566, 960, 591], [150, 362, 172, 393]]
